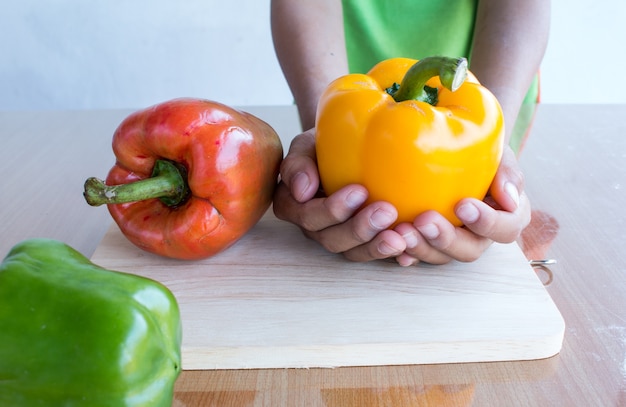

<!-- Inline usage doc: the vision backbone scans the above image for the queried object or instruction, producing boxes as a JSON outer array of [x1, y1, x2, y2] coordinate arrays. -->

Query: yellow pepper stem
[[388, 56, 468, 104]]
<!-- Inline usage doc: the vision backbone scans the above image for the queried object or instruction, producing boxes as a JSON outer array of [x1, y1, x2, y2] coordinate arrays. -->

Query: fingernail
[[417, 223, 440, 240], [505, 182, 520, 208], [402, 231, 418, 249], [397, 254, 418, 267], [369, 208, 396, 229], [292, 172, 310, 201], [345, 189, 367, 209], [456, 202, 480, 224], [378, 241, 399, 256]]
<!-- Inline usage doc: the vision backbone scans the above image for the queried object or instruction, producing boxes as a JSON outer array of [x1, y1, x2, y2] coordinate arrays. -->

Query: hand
[[394, 146, 531, 266], [273, 130, 530, 267], [273, 128, 409, 262]]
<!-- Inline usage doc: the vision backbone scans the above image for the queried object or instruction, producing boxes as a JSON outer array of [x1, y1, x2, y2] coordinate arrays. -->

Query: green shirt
[[342, 0, 478, 73], [341, 0, 538, 152]]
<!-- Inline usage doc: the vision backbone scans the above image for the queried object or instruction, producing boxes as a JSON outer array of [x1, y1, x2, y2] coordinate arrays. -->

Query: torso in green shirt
[[342, 0, 478, 73]]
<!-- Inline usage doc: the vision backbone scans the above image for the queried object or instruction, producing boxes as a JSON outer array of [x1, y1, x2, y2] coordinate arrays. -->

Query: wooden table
[[1, 104, 625, 406]]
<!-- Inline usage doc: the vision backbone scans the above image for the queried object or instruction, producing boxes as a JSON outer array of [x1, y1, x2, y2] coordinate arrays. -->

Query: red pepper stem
[[83, 159, 190, 207], [390, 56, 468, 104]]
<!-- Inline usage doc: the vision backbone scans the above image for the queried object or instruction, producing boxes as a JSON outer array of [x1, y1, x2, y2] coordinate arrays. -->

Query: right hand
[[272, 128, 409, 262]]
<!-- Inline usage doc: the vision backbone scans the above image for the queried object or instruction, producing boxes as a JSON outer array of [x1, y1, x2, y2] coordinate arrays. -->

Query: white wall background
[[1, 0, 624, 111]]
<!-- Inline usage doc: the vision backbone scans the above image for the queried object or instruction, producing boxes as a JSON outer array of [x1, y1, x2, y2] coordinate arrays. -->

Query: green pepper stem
[[83, 159, 191, 207], [388, 56, 468, 104]]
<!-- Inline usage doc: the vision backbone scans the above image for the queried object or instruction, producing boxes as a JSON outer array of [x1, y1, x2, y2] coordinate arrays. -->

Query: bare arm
[[471, 0, 551, 143], [271, 0, 349, 130]]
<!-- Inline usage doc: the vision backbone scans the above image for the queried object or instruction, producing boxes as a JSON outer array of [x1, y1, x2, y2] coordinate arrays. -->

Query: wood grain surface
[[91, 211, 564, 369]]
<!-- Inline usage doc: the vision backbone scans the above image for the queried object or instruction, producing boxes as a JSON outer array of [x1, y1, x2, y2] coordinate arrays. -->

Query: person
[[270, 0, 550, 266]]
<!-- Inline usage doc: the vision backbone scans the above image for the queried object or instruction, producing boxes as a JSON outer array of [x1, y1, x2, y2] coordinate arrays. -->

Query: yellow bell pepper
[[315, 56, 504, 226]]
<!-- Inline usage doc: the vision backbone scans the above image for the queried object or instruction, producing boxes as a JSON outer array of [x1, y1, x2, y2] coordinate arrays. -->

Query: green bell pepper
[[0, 239, 182, 406]]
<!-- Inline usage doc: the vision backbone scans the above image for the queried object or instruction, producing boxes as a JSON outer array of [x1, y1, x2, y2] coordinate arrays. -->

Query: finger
[[489, 146, 525, 212], [273, 181, 306, 223], [342, 229, 407, 263], [395, 253, 419, 267], [273, 181, 363, 230], [456, 192, 531, 243], [394, 222, 453, 265], [309, 200, 399, 254], [279, 129, 320, 202], [413, 211, 493, 263]]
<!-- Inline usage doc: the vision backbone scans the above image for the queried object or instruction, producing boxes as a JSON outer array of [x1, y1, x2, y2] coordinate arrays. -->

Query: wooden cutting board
[[90, 211, 564, 370]]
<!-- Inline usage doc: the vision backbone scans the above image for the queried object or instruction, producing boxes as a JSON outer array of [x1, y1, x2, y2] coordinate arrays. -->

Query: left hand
[[393, 146, 531, 266]]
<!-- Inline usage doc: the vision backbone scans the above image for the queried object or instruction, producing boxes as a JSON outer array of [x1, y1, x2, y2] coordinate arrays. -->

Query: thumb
[[489, 146, 524, 213], [280, 128, 320, 202]]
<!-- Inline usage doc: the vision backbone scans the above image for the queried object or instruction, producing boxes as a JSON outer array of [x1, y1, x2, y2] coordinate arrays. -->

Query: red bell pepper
[[84, 98, 283, 260]]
